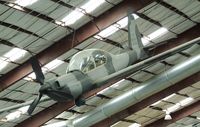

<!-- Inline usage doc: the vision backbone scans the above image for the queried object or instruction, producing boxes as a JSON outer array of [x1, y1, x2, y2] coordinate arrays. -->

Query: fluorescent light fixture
[[162, 93, 176, 101], [117, 14, 139, 28], [15, 0, 38, 6], [24, 59, 64, 81], [1, 106, 29, 122], [179, 97, 194, 106], [81, 0, 105, 13], [62, 8, 84, 26], [147, 27, 168, 40], [41, 121, 67, 127], [96, 25, 119, 38], [4, 48, 27, 62], [129, 123, 141, 127]]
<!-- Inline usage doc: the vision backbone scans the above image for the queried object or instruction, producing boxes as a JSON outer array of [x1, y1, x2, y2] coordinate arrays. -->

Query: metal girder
[[0, 0, 154, 92], [145, 100, 200, 127], [15, 24, 200, 127]]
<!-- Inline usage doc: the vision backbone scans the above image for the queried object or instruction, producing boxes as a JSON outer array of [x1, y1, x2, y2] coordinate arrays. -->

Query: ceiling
[[0, 0, 199, 127]]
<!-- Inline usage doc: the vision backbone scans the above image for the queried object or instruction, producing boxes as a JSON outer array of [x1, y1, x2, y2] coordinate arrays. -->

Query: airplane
[[27, 12, 148, 115]]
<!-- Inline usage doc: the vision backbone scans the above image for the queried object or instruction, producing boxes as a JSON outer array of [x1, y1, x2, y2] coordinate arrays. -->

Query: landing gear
[[75, 97, 85, 106]]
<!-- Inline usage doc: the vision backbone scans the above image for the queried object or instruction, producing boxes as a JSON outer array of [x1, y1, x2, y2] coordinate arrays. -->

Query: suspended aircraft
[[26, 12, 148, 115], [0, 12, 199, 115]]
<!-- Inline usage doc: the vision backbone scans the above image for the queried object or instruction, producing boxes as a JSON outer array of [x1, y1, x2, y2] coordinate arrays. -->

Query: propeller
[[30, 57, 45, 84], [27, 93, 42, 115], [27, 57, 45, 115]]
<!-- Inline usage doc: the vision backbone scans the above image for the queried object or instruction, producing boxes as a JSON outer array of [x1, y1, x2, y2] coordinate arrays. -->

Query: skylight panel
[[94, 14, 147, 45], [0, 57, 9, 71], [94, 25, 119, 38], [141, 37, 150, 46], [15, 0, 38, 6], [7, 3, 24, 11], [167, 103, 181, 113], [81, 0, 105, 13], [110, 121, 121, 127], [165, 97, 194, 113], [24, 72, 36, 81], [61, 8, 84, 26], [147, 27, 168, 40], [55, 20, 65, 27], [0, 48, 27, 71], [97, 87, 109, 94], [24, 59, 64, 81], [179, 97, 194, 106], [0, 106, 29, 122], [61, 0, 106, 25], [151, 100, 161, 106], [162, 93, 176, 101], [3, 48, 27, 62], [41, 121, 67, 127], [111, 79, 125, 88], [42, 59, 64, 73], [129, 123, 141, 127]]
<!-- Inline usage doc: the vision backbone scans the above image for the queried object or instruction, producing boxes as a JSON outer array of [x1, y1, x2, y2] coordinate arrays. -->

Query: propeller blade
[[27, 93, 42, 115], [30, 57, 45, 84]]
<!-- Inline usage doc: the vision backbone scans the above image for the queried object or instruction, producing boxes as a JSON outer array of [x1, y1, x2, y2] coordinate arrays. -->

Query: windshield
[[67, 49, 107, 73]]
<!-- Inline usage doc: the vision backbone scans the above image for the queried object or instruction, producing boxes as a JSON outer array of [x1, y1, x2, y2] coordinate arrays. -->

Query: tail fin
[[127, 12, 148, 59]]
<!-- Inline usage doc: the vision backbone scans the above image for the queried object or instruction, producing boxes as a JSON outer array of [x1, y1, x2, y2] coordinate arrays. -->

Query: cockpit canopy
[[67, 49, 108, 73]]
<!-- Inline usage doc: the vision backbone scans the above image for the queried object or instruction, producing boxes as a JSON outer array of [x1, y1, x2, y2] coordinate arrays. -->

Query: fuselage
[[42, 49, 138, 102]]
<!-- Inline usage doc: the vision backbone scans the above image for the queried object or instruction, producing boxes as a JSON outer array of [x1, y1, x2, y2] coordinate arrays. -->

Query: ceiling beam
[[0, 0, 155, 91], [91, 72, 200, 127], [15, 22, 200, 126], [145, 100, 200, 127]]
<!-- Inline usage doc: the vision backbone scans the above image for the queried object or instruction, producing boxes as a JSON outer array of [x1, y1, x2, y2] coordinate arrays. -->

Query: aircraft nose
[[39, 84, 50, 93]]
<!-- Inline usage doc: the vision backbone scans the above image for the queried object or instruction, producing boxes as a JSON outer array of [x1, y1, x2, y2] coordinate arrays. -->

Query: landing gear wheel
[[75, 97, 85, 106]]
